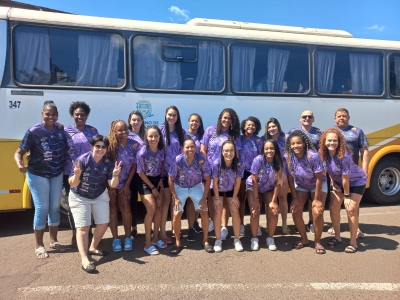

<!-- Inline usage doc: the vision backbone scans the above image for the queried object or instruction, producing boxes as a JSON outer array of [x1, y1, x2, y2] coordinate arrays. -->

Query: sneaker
[[266, 237, 277, 251], [240, 224, 245, 236], [187, 228, 196, 242], [124, 237, 133, 251], [193, 221, 203, 233], [214, 239, 223, 253], [208, 219, 214, 232], [220, 227, 229, 241], [307, 222, 315, 235], [250, 237, 260, 251], [257, 226, 262, 236], [234, 238, 244, 252], [112, 239, 122, 252]]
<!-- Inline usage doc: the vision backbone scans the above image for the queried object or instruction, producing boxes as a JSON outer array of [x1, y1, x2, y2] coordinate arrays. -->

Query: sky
[[18, 0, 400, 41]]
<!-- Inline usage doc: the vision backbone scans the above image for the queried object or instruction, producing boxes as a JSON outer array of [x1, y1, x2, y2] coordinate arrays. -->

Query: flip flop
[[49, 242, 66, 252], [35, 246, 49, 259], [293, 240, 308, 249], [327, 238, 342, 247], [204, 243, 214, 253], [315, 244, 326, 254], [81, 263, 96, 273], [144, 246, 159, 255], [152, 240, 167, 249], [88, 249, 108, 256], [170, 245, 183, 256], [345, 245, 358, 253]]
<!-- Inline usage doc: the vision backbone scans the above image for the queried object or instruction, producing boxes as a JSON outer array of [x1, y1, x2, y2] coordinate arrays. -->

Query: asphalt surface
[[0, 202, 399, 299]]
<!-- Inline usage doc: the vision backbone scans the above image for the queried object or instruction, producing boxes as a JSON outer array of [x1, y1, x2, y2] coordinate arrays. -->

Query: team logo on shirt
[[132, 143, 138, 148], [136, 100, 154, 119], [90, 127, 96, 131], [352, 127, 357, 131], [256, 139, 261, 143], [199, 160, 204, 165]]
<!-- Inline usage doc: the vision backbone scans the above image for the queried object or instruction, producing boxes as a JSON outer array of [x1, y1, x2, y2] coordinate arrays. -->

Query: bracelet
[[213, 197, 220, 201], [151, 186, 156, 190], [344, 193, 351, 198], [254, 197, 259, 201], [112, 175, 118, 177]]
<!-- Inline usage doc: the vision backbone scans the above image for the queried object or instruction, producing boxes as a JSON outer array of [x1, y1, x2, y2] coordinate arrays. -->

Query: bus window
[[13, 26, 125, 89], [132, 36, 224, 92], [389, 53, 400, 97], [315, 48, 384, 96], [230, 42, 309, 94]]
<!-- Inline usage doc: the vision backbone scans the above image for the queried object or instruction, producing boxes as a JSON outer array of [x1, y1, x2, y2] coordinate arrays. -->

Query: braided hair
[[319, 128, 348, 160], [164, 106, 185, 146], [284, 130, 316, 171], [107, 119, 127, 162], [216, 108, 241, 140], [262, 139, 285, 187]]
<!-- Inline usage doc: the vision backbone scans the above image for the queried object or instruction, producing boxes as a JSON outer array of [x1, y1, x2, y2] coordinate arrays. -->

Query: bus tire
[[59, 185, 71, 228], [367, 157, 400, 205]]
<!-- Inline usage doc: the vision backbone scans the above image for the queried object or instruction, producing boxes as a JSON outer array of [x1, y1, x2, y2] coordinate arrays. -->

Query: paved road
[[0, 203, 399, 299]]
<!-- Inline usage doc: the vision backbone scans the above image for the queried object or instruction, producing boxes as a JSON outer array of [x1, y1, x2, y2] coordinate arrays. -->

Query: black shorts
[[162, 176, 169, 188], [350, 185, 366, 195], [210, 188, 234, 198], [242, 170, 251, 181], [138, 175, 161, 195]]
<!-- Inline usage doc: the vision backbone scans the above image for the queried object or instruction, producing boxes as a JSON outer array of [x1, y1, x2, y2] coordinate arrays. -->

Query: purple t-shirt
[[136, 146, 165, 177], [115, 139, 140, 189], [211, 159, 245, 192], [287, 149, 327, 190], [201, 125, 242, 165], [70, 152, 114, 199], [336, 125, 369, 165], [128, 131, 144, 147], [246, 155, 283, 193], [168, 153, 210, 188], [159, 124, 183, 177], [184, 129, 201, 154], [288, 126, 323, 150], [240, 134, 263, 172], [63, 125, 98, 175], [323, 151, 367, 188], [20, 122, 74, 178]]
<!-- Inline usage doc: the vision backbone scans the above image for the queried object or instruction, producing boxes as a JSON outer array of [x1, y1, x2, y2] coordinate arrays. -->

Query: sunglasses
[[94, 145, 107, 149], [301, 115, 313, 119]]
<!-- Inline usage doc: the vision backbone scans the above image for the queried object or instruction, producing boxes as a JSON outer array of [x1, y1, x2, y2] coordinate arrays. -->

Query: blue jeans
[[26, 172, 63, 230]]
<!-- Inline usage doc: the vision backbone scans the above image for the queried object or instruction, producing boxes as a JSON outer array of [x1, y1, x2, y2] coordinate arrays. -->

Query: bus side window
[[389, 53, 400, 97]]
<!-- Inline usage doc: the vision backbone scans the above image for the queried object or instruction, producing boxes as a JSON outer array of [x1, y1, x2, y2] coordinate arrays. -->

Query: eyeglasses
[[301, 115, 313, 119], [94, 145, 107, 149]]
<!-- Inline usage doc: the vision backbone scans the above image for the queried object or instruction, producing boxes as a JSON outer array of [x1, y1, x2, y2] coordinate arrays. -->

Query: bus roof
[[1, 7, 400, 50]]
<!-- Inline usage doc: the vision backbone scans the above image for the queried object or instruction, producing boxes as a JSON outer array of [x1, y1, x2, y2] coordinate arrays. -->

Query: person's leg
[[76, 226, 91, 266], [141, 194, 157, 249], [153, 192, 163, 243], [292, 191, 309, 246], [48, 173, 63, 246], [222, 197, 230, 228], [63, 175, 77, 245], [89, 191, 110, 252], [264, 191, 278, 238], [172, 212, 183, 247], [129, 175, 139, 236], [278, 181, 289, 233], [186, 198, 196, 228], [228, 197, 241, 239], [117, 191, 132, 238], [347, 193, 363, 248], [247, 190, 260, 238], [311, 191, 327, 250], [213, 201, 223, 240], [160, 187, 171, 239], [238, 180, 247, 226], [108, 190, 119, 239], [207, 190, 215, 231], [329, 191, 344, 243], [199, 209, 210, 245]]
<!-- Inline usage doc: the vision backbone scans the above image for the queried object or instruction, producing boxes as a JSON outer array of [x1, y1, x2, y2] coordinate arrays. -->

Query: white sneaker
[[208, 219, 214, 232], [257, 226, 262, 236], [240, 224, 245, 236], [250, 237, 260, 251], [234, 238, 244, 252], [214, 239, 223, 253], [266, 237, 277, 251], [221, 227, 228, 241]]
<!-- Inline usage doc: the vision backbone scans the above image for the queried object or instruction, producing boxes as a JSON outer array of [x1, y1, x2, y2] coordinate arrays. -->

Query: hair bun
[[43, 100, 54, 105]]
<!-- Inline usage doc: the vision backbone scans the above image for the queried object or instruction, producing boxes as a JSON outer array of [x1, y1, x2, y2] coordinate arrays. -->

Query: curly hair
[[188, 113, 205, 140], [284, 130, 316, 171], [263, 117, 284, 140], [241, 116, 261, 135], [127, 110, 145, 140], [216, 108, 241, 139], [69, 101, 91, 117], [164, 106, 185, 146], [107, 119, 127, 162], [262, 139, 284, 186], [319, 128, 347, 160], [145, 125, 165, 150], [220, 140, 238, 172]]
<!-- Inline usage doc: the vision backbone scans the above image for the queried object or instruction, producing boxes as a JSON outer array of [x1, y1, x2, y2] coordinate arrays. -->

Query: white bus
[[1, 7, 400, 219]]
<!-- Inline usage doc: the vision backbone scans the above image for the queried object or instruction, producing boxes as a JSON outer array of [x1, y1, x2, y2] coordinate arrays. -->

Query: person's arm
[[158, 160, 165, 193], [288, 175, 300, 213], [269, 186, 280, 216], [360, 147, 369, 176], [212, 177, 222, 209], [120, 163, 136, 199], [313, 171, 324, 201], [230, 177, 241, 208], [169, 176, 181, 212], [200, 144, 208, 160], [14, 148, 28, 173], [108, 161, 122, 188], [68, 160, 82, 187]]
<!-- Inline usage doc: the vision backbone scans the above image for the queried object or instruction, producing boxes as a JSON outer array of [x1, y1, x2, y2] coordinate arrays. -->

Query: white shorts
[[174, 182, 206, 212], [69, 189, 110, 228], [295, 182, 328, 194]]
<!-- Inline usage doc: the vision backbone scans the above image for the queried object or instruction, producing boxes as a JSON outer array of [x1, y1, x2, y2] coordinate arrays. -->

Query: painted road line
[[18, 283, 400, 295]]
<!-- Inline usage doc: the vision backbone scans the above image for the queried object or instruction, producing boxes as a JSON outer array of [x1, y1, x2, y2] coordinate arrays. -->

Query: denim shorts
[[174, 182, 206, 212], [295, 182, 328, 193]]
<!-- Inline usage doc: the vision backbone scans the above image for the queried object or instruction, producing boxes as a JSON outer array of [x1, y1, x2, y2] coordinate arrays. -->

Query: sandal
[[170, 245, 183, 256], [204, 243, 214, 253], [327, 238, 342, 247], [345, 245, 357, 253], [49, 242, 66, 252], [144, 246, 159, 255], [88, 249, 108, 256], [357, 230, 365, 239], [293, 240, 307, 249], [162, 236, 173, 244], [282, 225, 291, 235], [327, 227, 335, 235], [315, 244, 326, 254], [81, 263, 96, 273], [152, 240, 167, 249], [35, 246, 49, 259]]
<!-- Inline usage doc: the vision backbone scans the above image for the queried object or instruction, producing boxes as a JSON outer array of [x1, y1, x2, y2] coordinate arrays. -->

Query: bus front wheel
[[368, 157, 400, 205]]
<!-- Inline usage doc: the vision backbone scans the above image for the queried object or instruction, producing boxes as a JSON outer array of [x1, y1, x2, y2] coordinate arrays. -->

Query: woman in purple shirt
[[159, 106, 185, 244], [319, 128, 366, 253], [107, 120, 140, 253], [246, 139, 288, 251], [136, 125, 166, 255], [127, 110, 145, 239], [64, 101, 98, 247], [211, 140, 245, 253], [201, 108, 242, 237], [264, 118, 290, 235], [168, 137, 213, 255], [285, 130, 327, 254], [238, 116, 262, 237]]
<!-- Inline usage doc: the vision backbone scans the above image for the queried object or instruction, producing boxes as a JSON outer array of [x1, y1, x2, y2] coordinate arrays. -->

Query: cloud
[[168, 6, 190, 22], [364, 24, 385, 31]]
